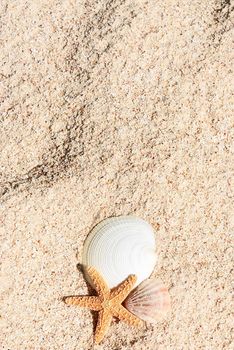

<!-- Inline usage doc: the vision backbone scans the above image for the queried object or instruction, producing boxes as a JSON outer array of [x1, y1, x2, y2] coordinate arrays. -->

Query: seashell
[[82, 216, 157, 288], [123, 279, 171, 323]]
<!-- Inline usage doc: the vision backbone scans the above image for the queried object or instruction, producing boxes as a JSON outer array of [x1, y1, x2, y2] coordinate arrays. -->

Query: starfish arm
[[113, 304, 144, 327], [110, 274, 137, 303], [86, 266, 110, 299], [63, 296, 102, 311], [94, 309, 112, 344]]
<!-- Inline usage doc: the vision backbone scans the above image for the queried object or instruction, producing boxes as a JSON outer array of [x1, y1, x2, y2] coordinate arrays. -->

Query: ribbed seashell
[[82, 216, 157, 288], [123, 279, 171, 323]]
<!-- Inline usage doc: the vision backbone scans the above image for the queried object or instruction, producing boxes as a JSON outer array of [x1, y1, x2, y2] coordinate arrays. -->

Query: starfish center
[[102, 300, 111, 309]]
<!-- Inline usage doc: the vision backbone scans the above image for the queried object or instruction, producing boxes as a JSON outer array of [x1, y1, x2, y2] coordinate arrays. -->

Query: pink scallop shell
[[123, 278, 171, 323]]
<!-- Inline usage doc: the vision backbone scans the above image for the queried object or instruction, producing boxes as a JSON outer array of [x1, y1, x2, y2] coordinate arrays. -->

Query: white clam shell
[[82, 216, 157, 288], [123, 279, 171, 323]]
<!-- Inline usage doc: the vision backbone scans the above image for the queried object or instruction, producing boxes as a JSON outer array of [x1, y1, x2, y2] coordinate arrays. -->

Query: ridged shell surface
[[123, 279, 171, 323], [82, 216, 157, 288]]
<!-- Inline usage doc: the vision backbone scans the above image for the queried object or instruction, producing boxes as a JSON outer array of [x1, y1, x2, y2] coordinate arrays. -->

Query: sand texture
[[0, 1, 233, 349]]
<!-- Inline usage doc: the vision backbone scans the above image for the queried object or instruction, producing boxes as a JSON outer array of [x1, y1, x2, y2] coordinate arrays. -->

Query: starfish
[[63, 266, 144, 344]]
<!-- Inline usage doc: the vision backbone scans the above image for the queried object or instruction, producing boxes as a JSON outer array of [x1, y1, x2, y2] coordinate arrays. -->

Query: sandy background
[[0, 1, 233, 349]]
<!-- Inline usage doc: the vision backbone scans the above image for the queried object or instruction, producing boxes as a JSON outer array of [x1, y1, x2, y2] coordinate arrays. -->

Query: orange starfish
[[63, 266, 144, 344]]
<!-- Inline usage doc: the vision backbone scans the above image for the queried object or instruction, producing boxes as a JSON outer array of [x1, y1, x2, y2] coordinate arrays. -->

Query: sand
[[0, 0, 233, 349]]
